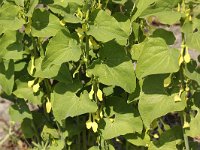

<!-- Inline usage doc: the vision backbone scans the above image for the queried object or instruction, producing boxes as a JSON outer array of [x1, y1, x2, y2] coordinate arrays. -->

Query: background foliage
[[1, 0, 200, 149]]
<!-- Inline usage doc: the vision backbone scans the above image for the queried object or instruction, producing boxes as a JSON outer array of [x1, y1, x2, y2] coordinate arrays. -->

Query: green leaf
[[149, 127, 182, 150], [151, 28, 176, 45], [28, 57, 60, 78], [100, 113, 142, 140], [48, 140, 65, 150], [139, 75, 186, 128], [14, 0, 24, 7], [136, 38, 180, 79], [87, 10, 128, 45], [29, 58, 73, 84], [100, 96, 143, 139], [21, 118, 35, 138], [0, 60, 14, 95], [26, 0, 39, 17], [131, 0, 159, 21], [31, 8, 61, 37], [138, 0, 181, 24], [112, 0, 127, 4], [87, 41, 136, 93], [184, 60, 200, 85], [130, 42, 145, 61], [42, 29, 81, 69], [139, 93, 186, 128], [124, 132, 150, 147], [52, 83, 97, 123], [0, 3, 24, 32], [113, 13, 131, 36], [41, 125, 60, 140], [88, 146, 99, 150], [9, 100, 32, 123], [186, 31, 200, 52], [143, 11, 181, 25], [53, 0, 83, 5], [186, 112, 200, 137], [48, 3, 82, 24], [13, 80, 43, 105], [0, 31, 24, 60]]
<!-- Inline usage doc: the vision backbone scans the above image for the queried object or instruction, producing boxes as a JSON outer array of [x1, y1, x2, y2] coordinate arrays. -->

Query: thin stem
[[76, 117, 80, 150], [180, 25, 190, 150], [31, 120, 41, 144], [184, 133, 190, 150], [87, 129, 91, 146], [82, 117, 87, 150], [0, 134, 11, 146], [85, 34, 90, 67], [181, 112, 190, 150]]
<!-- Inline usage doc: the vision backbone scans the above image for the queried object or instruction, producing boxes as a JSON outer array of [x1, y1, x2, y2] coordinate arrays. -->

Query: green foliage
[[0, 0, 200, 149]]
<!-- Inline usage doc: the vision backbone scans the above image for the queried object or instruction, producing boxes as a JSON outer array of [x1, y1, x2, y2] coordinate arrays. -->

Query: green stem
[[181, 112, 190, 150], [87, 130, 91, 146], [180, 30, 190, 150], [76, 117, 81, 150], [44, 79, 52, 94], [0, 134, 11, 146], [85, 34, 90, 67], [31, 121, 41, 144], [184, 133, 190, 150], [31, 35, 38, 57], [126, 141, 129, 150], [82, 117, 87, 150], [38, 37, 45, 57]]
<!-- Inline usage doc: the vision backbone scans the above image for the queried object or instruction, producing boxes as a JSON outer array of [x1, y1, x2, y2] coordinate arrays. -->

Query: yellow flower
[[32, 83, 40, 93], [28, 80, 35, 88], [89, 86, 94, 99], [97, 89, 103, 101], [46, 100, 52, 113]]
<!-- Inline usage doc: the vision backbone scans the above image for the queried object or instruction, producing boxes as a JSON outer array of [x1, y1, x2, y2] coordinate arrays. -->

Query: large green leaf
[[0, 60, 14, 95], [87, 41, 136, 93], [87, 10, 128, 45], [136, 38, 180, 79], [0, 31, 24, 60], [101, 114, 142, 140], [52, 83, 97, 123], [0, 2, 24, 32], [100, 96, 143, 139], [149, 127, 182, 150], [31, 8, 61, 37], [139, 94, 186, 128], [138, 75, 186, 128], [42, 29, 81, 69]]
